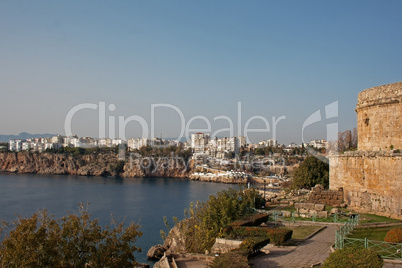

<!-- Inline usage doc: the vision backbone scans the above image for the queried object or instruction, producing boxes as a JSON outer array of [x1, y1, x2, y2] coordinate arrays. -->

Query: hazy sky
[[1, 1, 401, 144]]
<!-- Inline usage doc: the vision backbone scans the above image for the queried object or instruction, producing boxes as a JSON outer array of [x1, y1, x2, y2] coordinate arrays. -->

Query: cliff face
[[0, 152, 193, 178], [122, 158, 193, 178], [0, 152, 247, 183], [0, 152, 120, 176]]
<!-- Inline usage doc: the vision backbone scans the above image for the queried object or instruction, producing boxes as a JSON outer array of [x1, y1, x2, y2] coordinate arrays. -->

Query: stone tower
[[356, 82, 402, 151], [330, 82, 402, 219]]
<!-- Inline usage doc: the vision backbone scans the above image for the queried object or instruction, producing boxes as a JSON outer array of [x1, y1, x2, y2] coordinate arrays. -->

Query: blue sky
[[1, 1, 401, 144]]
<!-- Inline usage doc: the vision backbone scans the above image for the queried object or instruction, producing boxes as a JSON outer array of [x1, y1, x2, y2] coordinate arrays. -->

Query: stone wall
[[210, 238, 243, 254], [294, 202, 328, 218], [330, 151, 402, 219], [307, 185, 344, 207], [356, 82, 402, 151], [330, 82, 402, 219]]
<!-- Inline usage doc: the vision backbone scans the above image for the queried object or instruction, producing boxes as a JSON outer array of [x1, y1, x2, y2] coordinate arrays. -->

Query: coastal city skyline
[[1, 1, 402, 145]]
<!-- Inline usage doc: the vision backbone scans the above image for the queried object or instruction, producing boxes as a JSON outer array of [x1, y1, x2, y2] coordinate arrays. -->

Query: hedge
[[240, 236, 270, 255], [229, 214, 269, 227], [223, 226, 292, 246]]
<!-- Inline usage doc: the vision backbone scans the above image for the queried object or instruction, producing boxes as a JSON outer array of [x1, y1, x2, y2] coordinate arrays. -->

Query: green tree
[[177, 188, 263, 253], [291, 156, 329, 189], [0, 205, 142, 268]]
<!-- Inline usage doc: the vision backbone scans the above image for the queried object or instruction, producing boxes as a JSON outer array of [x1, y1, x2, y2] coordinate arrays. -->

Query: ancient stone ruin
[[330, 82, 402, 219], [307, 185, 344, 207]]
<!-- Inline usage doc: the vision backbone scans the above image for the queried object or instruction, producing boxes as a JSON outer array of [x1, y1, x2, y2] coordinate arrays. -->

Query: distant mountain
[[0, 132, 57, 142]]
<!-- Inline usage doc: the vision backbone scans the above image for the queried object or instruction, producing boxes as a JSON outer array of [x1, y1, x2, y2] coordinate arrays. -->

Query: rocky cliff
[[0, 152, 250, 184], [0, 152, 193, 178], [122, 157, 193, 178]]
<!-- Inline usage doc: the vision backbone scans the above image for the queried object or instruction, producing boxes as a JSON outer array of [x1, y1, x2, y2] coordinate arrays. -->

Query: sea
[[0, 173, 234, 265]]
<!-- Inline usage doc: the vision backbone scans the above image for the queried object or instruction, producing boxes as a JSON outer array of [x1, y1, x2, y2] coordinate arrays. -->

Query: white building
[[127, 138, 151, 150], [191, 133, 210, 153], [309, 139, 328, 149], [8, 140, 22, 152]]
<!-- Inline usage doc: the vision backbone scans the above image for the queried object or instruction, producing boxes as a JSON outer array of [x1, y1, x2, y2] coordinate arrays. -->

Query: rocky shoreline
[[0, 152, 247, 184]]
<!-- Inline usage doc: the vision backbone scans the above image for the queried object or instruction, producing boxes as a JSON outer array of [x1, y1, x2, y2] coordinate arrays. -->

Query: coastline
[[0, 152, 248, 184]]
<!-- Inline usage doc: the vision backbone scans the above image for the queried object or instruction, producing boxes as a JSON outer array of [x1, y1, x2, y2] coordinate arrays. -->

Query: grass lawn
[[278, 205, 295, 212], [348, 224, 402, 241], [271, 216, 350, 224], [285, 225, 323, 240], [359, 213, 401, 224]]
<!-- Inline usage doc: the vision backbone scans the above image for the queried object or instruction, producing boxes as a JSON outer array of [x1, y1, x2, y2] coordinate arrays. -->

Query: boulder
[[330, 208, 339, 214], [282, 211, 292, 217], [299, 208, 309, 214], [312, 184, 324, 192], [314, 204, 325, 211], [317, 211, 328, 218], [163, 218, 194, 253], [147, 244, 166, 259]]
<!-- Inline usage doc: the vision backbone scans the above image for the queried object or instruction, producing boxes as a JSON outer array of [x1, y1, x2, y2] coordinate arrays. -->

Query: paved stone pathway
[[250, 225, 338, 268], [383, 262, 402, 268]]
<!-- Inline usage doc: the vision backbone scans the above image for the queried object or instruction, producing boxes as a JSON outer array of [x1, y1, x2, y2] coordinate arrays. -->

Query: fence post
[[291, 211, 295, 223], [340, 232, 344, 249], [335, 230, 339, 249], [364, 237, 368, 249]]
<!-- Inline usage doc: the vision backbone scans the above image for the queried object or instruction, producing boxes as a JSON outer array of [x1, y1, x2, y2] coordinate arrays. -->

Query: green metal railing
[[335, 215, 402, 259], [335, 215, 360, 249], [342, 237, 402, 259]]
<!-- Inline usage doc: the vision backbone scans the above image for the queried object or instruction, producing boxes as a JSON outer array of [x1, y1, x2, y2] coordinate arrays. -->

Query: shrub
[[229, 214, 269, 227], [384, 228, 402, 243], [323, 247, 383, 268], [176, 188, 264, 253], [240, 236, 270, 255], [209, 250, 250, 268], [266, 228, 293, 245], [223, 227, 292, 246], [0, 205, 142, 268]]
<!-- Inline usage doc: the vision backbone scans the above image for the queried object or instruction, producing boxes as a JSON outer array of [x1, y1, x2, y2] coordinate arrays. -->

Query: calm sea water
[[0, 173, 233, 265]]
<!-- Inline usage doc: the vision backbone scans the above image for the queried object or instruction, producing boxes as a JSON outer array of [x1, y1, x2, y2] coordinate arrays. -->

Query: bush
[[240, 236, 270, 255], [323, 247, 383, 268], [384, 228, 402, 243], [176, 188, 264, 253], [266, 228, 293, 245], [229, 214, 269, 227], [0, 205, 142, 268], [223, 227, 292, 246], [209, 250, 250, 268]]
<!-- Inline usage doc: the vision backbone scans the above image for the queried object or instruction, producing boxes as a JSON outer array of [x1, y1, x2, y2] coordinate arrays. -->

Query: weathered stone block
[[299, 208, 309, 214], [317, 211, 328, 218], [282, 211, 292, 217], [305, 203, 316, 210], [314, 204, 325, 211], [294, 203, 304, 209]]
